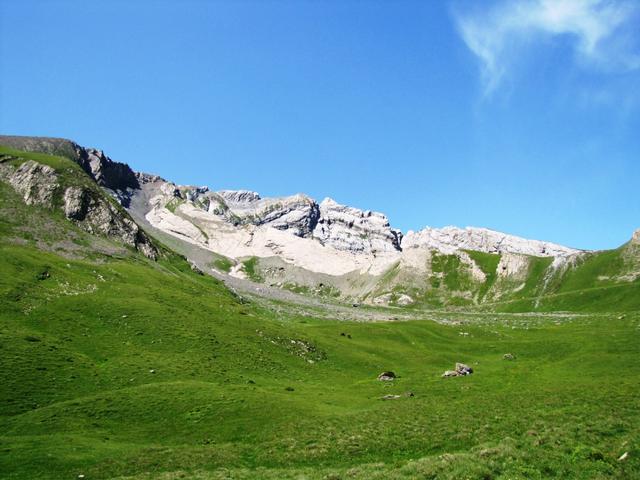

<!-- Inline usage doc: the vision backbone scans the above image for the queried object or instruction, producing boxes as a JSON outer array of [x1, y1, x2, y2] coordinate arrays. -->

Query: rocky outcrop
[[0, 157, 156, 260], [62, 185, 157, 260], [217, 191, 320, 237], [496, 252, 530, 278], [75, 148, 139, 192], [167, 186, 320, 237], [402, 226, 578, 257], [313, 198, 402, 254], [4, 160, 59, 207], [218, 190, 261, 204], [442, 362, 474, 378], [373, 292, 414, 306], [63, 186, 89, 219], [137, 172, 167, 185], [377, 371, 396, 381], [160, 183, 402, 253], [0, 135, 139, 195]]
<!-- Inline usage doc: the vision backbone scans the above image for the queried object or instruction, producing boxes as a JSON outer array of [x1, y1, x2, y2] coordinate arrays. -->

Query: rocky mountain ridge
[[0, 135, 139, 194], [135, 172, 577, 258], [402, 226, 577, 257], [13, 134, 637, 309], [0, 137, 157, 259], [0, 135, 582, 260]]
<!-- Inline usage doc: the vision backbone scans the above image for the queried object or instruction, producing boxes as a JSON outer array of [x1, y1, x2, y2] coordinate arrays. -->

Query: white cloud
[[454, 0, 640, 94]]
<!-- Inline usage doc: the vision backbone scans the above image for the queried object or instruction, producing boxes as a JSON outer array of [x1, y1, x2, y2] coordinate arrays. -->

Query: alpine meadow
[[1, 1, 640, 479]]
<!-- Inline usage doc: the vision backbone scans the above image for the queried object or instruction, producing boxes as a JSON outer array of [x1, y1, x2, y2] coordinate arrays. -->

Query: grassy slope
[[0, 150, 639, 479], [1, 233, 638, 479], [494, 248, 640, 313], [464, 250, 501, 301], [393, 247, 640, 313]]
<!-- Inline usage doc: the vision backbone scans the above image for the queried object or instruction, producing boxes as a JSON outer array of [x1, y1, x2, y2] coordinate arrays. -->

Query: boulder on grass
[[381, 394, 401, 400], [377, 371, 396, 381], [442, 362, 474, 378], [455, 363, 473, 375]]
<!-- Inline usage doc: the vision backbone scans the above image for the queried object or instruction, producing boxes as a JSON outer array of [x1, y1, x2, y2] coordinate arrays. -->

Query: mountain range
[[2, 134, 639, 311]]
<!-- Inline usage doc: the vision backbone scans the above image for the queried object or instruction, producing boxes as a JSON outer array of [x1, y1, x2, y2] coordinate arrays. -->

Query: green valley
[[0, 144, 638, 479]]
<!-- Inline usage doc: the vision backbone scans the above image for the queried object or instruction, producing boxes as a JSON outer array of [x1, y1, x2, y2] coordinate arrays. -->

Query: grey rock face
[[218, 192, 320, 237], [136, 172, 166, 184], [75, 148, 139, 193], [313, 198, 402, 254], [160, 182, 404, 253], [172, 186, 321, 237], [61, 186, 157, 260], [0, 157, 156, 260], [63, 186, 89, 220], [403, 226, 578, 257], [217, 190, 262, 204], [5, 161, 59, 207]]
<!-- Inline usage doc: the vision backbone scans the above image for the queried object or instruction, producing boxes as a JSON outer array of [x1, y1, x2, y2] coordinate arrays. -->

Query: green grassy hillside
[[367, 246, 640, 313], [1, 148, 639, 479]]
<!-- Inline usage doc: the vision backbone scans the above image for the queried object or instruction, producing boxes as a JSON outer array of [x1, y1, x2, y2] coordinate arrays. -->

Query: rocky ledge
[[0, 159, 157, 259], [313, 198, 403, 254], [402, 226, 579, 257]]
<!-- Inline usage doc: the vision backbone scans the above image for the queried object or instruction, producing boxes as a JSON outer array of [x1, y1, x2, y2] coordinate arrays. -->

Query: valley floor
[[1, 239, 638, 479]]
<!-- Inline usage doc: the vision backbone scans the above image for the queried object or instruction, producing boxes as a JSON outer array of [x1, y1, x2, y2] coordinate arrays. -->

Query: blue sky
[[1, 0, 639, 250]]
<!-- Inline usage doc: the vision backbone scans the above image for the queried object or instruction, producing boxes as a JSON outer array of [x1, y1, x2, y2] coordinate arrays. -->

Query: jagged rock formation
[[314, 198, 402, 254], [402, 226, 577, 257], [209, 190, 320, 237], [0, 135, 139, 199], [61, 185, 157, 260], [139, 173, 576, 262], [0, 148, 157, 260], [135, 176, 401, 276], [75, 147, 139, 192], [4, 160, 59, 207], [141, 176, 403, 256]]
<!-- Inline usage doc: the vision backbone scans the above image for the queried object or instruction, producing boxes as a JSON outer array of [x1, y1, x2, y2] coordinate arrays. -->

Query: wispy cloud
[[454, 0, 640, 95]]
